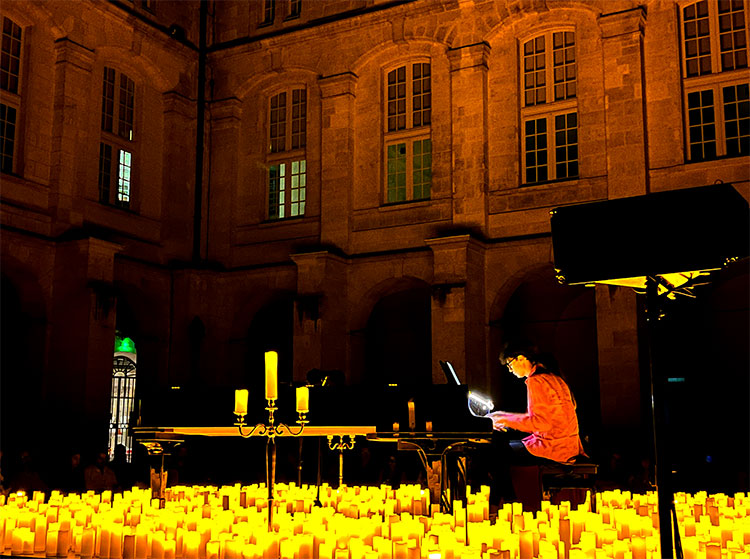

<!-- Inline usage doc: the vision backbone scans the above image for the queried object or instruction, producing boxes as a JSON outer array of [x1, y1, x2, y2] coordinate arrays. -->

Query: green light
[[115, 336, 136, 353]]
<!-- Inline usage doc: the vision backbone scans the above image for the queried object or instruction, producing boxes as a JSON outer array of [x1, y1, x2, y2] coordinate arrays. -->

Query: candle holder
[[327, 435, 356, 488], [234, 399, 308, 530]]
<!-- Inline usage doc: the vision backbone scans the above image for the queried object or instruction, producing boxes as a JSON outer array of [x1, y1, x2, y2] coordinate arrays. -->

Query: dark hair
[[498, 338, 539, 365]]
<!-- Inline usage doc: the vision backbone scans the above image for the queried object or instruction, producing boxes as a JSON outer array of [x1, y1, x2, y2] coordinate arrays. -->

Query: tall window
[[520, 30, 578, 185], [289, 0, 301, 19], [681, 0, 749, 161], [267, 88, 307, 219], [261, 0, 275, 25], [108, 351, 137, 462], [1, 16, 22, 174], [384, 62, 432, 203], [99, 67, 135, 208]]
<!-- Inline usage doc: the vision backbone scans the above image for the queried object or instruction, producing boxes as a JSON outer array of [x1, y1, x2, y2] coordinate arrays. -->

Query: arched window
[[266, 87, 307, 219], [383, 61, 432, 203], [108, 346, 137, 462], [1, 16, 24, 174], [519, 29, 578, 185]]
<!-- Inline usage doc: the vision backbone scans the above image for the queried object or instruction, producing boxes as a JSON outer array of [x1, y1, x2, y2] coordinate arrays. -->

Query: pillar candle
[[152, 530, 165, 559], [33, 517, 46, 552], [265, 351, 278, 400], [234, 390, 249, 416], [56, 529, 70, 558], [80, 527, 95, 559], [110, 524, 123, 559], [296, 386, 309, 413], [45, 529, 58, 558], [134, 526, 149, 559], [408, 401, 416, 431], [631, 535, 646, 559], [183, 532, 200, 559], [123, 534, 135, 559]]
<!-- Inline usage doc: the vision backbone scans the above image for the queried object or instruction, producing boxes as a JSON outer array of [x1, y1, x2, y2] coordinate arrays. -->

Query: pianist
[[487, 340, 586, 505]]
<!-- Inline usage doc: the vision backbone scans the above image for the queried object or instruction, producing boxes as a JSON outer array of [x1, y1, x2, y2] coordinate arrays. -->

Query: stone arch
[[488, 262, 598, 432], [349, 276, 432, 386], [1, 2, 66, 40], [235, 67, 319, 104], [94, 45, 177, 93]]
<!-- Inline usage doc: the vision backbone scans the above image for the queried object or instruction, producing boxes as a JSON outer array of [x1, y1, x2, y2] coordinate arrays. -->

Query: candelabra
[[234, 395, 308, 530], [326, 435, 356, 488]]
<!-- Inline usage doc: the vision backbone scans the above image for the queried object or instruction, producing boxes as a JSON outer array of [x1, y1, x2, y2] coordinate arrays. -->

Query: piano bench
[[539, 461, 598, 512]]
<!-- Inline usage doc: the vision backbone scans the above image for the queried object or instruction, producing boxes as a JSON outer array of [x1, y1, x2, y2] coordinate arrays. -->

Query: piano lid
[[550, 183, 749, 286]]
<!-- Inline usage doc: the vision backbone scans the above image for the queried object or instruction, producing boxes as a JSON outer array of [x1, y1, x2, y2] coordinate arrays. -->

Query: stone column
[[162, 91, 197, 261], [599, 7, 649, 198], [50, 37, 95, 233], [290, 251, 348, 382], [46, 237, 122, 454], [318, 72, 357, 254], [426, 235, 487, 387], [447, 42, 490, 233], [207, 97, 243, 265]]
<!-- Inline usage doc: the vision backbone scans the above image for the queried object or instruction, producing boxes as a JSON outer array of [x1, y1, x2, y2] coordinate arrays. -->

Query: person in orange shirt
[[487, 340, 587, 505]]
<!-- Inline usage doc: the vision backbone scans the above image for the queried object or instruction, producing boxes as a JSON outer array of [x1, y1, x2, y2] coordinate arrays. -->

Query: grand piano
[[132, 367, 494, 513]]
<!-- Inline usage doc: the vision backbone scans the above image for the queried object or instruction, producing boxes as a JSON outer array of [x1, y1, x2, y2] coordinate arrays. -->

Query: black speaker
[[550, 184, 749, 285]]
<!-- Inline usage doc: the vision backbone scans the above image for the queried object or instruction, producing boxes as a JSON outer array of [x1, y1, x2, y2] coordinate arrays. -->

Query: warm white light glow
[[234, 389, 248, 416], [295, 386, 309, 413], [264, 351, 278, 400]]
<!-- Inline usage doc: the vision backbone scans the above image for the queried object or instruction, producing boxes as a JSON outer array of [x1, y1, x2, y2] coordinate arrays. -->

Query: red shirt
[[499, 371, 585, 463]]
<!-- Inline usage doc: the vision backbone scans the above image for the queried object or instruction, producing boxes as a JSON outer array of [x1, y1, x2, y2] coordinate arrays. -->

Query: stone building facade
[[1, 0, 748, 487]]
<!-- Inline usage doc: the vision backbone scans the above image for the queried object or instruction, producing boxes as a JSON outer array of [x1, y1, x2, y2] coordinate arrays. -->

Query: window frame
[[679, 0, 750, 162], [98, 66, 138, 209], [0, 15, 24, 175], [518, 28, 579, 186], [265, 85, 308, 221], [382, 60, 432, 204]]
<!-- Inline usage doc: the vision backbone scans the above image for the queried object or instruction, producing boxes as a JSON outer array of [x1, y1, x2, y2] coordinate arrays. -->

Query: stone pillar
[[599, 7, 649, 199], [207, 97, 243, 265], [318, 72, 357, 253], [595, 284, 643, 430], [162, 91, 197, 261], [290, 251, 348, 382], [447, 42, 490, 232], [46, 237, 122, 454], [50, 37, 95, 233], [426, 235, 487, 388]]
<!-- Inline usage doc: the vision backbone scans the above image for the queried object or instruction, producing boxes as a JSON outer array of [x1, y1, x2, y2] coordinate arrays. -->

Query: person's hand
[[488, 412, 508, 431]]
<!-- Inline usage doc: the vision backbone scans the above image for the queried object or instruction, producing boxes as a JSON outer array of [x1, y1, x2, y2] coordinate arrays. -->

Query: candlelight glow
[[1, 487, 747, 559], [264, 351, 278, 400]]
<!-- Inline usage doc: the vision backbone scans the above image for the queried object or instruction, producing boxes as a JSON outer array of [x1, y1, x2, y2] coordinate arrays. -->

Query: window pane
[[118, 74, 135, 141], [387, 67, 407, 132], [268, 164, 285, 219], [102, 67, 116, 132], [717, 0, 748, 71], [0, 17, 21, 94], [723, 84, 749, 156], [387, 143, 407, 202], [554, 111, 579, 180], [291, 88, 306, 149], [524, 118, 547, 184], [412, 139, 431, 200], [270, 92, 287, 153], [117, 150, 132, 208], [553, 31, 576, 101], [263, 0, 275, 24], [412, 63, 431, 128], [289, 159, 306, 217], [687, 88, 717, 161], [523, 36, 546, 107], [98, 143, 113, 204], [0, 102, 17, 173], [683, 1, 713, 76]]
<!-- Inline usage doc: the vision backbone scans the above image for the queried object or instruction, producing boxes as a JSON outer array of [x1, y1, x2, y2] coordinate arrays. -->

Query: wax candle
[[56, 529, 70, 558], [80, 527, 95, 559], [45, 528, 58, 558], [33, 518, 46, 552], [408, 401, 416, 431], [296, 386, 309, 413], [234, 389, 249, 416], [265, 351, 278, 400], [110, 524, 123, 559], [123, 534, 135, 559]]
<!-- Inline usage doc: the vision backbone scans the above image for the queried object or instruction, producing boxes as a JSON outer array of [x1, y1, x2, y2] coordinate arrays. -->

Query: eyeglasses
[[506, 356, 517, 367]]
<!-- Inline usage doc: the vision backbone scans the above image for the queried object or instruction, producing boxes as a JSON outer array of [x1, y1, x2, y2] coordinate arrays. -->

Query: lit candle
[[408, 401, 416, 431], [296, 386, 309, 414], [56, 529, 70, 558], [234, 389, 249, 416], [265, 351, 278, 400], [45, 528, 58, 558], [123, 534, 135, 559], [80, 527, 94, 559], [33, 518, 46, 553]]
